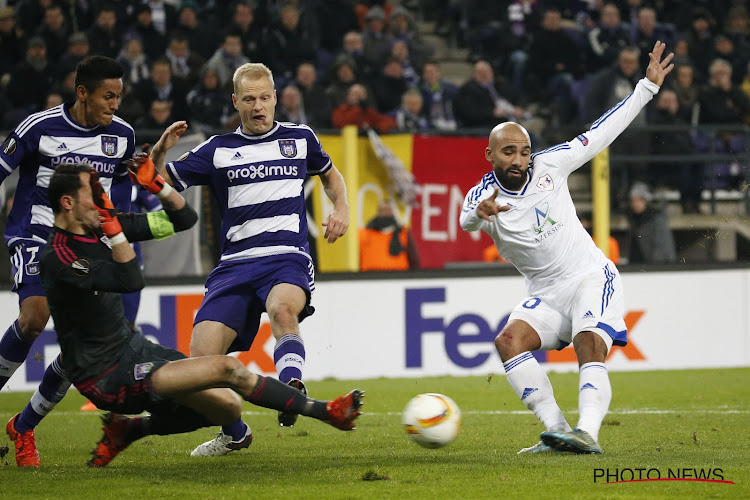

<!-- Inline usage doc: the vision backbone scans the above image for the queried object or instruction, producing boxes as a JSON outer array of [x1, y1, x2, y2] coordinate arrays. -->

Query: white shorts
[[508, 263, 627, 352]]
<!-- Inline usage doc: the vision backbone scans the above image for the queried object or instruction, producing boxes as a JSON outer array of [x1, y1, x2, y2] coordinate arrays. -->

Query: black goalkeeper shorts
[[74, 333, 186, 414]]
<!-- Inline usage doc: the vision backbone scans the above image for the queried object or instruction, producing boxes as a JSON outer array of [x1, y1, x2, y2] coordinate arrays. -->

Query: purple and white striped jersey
[[0, 103, 135, 247], [167, 122, 332, 263]]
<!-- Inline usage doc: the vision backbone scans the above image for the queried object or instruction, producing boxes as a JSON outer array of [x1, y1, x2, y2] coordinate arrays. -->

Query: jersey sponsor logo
[[576, 134, 589, 146], [56, 142, 69, 151], [2, 136, 16, 155], [536, 173, 554, 191], [71, 258, 90, 276], [226, 164, 299, 182], [100, 135, 118, 156], [231, 151, 244, 161], [278, 139, 297, 158], [133, 362, 155, 380], [49, 154, 117, 174], [583, 310, 594, 319], [533, 202, 558, 234]]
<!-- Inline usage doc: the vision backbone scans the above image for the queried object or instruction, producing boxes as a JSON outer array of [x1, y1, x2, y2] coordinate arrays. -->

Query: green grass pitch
[[1, 368, 748, 499]]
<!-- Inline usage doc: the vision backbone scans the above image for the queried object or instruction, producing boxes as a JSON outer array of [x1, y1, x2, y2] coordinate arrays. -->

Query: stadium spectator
[[14, 0, 50, 37], [372, 58, 409, 115], [361, 6, 393, 79], [419, 61, 458, 131], [460, 41, 674, 455], [709, 34, 749, 85], [117, 35, 151, 87], [725, 5, 750, 50], [275, 85, 307, 124], [685, 7, 716, 80], [0, 7, 27, 78], [143, 0, 178, 36], [389, 39, 420, 88], [360, 200, 420, 271], [6, 37, 57, 122], [228, 0, 262, 62], [393, 88, 429, 132], [186, 67, 234, 135], [43, 92, 63, 110], [698, 58, 750, 125], [86, 4, 121, 60], [332, 83, 397, 133], [389, 5, 433, 71], [325, 54, 362, 109], [631, 6, 674, 70], [164, 33, 204, 94], [150, 62, 354, 455], [127, 4, 166, 62], [204, 32, 250, 91], [261, 3, 317, 87], [586, 2, 631, 72], [134, 58, 189, 123], [313, 0, 359, 61], [455, 60, 529, 129], [34, 3, 70, 61], [669, 63, 700, 122], [525, 7, 582, 125], [175, 2, 217, 61], [340, 30, 377, 81], [57, 32, 91, 79], [294, 62, 332, 128], [648, 88, 702, 213], [627, 181, 677, 263], [136, 99, 175, 142]]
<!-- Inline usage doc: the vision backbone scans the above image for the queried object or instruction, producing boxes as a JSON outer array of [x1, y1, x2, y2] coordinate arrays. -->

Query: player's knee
[[267, 302, 298, 327], [17, 314, 47, 340], [495, 330, 520, 360]]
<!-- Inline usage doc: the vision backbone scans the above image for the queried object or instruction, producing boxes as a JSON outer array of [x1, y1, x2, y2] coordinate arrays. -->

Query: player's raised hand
[[126, 144, 169, 196], [477, 187, 511, 221], [89, 170, 122, 237], [646, 41, 674, 87], [322, 207, 349, 243], [155, 121, 188, 151]]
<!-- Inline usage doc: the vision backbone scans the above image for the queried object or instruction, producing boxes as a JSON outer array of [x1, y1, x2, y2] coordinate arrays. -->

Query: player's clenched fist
[[477, 187, 511, 221]]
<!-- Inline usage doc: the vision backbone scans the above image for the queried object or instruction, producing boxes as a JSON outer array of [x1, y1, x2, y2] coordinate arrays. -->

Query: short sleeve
[[166, 135, 217, 191], [303, 127, 332, 176]]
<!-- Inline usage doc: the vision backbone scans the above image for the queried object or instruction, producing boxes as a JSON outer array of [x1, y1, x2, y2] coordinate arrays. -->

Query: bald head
[[488, 122, 531, 148]]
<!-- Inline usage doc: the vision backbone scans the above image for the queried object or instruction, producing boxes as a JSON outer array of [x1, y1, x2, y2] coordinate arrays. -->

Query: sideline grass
[[1, 368, 748, 499]]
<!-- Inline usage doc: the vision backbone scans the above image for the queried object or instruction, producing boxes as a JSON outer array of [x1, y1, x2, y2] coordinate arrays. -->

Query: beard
[[495, 166, 527, 191]]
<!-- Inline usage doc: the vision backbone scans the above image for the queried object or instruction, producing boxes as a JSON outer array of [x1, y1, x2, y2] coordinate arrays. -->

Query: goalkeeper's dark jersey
[[40, 213, 157, 383]]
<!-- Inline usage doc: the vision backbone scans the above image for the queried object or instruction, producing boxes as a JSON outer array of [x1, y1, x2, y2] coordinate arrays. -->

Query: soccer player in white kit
[[460, 42, 673, 454]]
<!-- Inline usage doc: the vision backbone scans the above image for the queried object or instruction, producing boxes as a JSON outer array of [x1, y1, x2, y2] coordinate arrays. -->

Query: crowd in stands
[[2, 1, 750, 207]]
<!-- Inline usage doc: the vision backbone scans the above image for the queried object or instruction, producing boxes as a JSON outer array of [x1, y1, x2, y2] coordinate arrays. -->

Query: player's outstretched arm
[[150, 121, 188, 186], [320, 166, 350, 243]]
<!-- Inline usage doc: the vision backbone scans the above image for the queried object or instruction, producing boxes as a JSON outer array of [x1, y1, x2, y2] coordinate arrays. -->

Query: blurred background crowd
[[1, 0, 750, 268]]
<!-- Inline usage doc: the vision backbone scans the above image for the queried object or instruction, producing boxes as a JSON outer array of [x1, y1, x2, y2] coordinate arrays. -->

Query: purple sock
[[221, 419, 248, 441], [0, 320, 33, 389], [16, 355, 70, 433], [273, 334, 305, 383]]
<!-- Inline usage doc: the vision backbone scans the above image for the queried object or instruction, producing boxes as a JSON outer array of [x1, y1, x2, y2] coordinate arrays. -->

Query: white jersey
[[461, 78, 659, 294]]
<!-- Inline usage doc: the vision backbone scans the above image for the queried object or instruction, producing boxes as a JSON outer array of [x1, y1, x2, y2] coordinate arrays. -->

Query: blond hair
[[232, 63, 275, 94]]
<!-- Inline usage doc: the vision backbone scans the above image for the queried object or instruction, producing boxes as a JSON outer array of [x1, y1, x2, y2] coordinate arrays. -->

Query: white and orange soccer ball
[[402, 393, 461, 449]]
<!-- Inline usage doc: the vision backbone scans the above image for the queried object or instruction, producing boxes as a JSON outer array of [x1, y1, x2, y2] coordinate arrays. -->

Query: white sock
[[576, 362, 611, 442], [504, 352, 571, 432]]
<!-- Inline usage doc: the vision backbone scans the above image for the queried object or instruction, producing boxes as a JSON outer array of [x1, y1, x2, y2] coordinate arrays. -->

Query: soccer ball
[[402, 393, 461, 449]]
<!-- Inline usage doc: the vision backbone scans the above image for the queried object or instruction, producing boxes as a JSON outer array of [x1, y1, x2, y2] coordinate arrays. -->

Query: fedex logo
[[404, 287, 645, 369]]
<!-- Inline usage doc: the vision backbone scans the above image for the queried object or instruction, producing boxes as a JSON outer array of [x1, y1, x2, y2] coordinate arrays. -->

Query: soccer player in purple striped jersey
[[1, 56, 137, 467], [460, 42, 674, 455], [150, 62, 350, 456]]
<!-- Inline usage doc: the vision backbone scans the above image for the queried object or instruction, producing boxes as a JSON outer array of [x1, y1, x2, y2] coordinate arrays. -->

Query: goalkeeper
[[8, 160, 363, 468]]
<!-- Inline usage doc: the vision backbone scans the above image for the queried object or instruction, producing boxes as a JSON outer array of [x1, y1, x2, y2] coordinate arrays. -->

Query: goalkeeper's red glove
[[125, 144, 172, 198], [89, 170, 123, 239]]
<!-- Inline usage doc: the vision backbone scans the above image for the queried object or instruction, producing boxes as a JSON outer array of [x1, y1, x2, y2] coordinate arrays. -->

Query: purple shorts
[[194, 253, 315, 353], [9, 241, 45, 302]]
